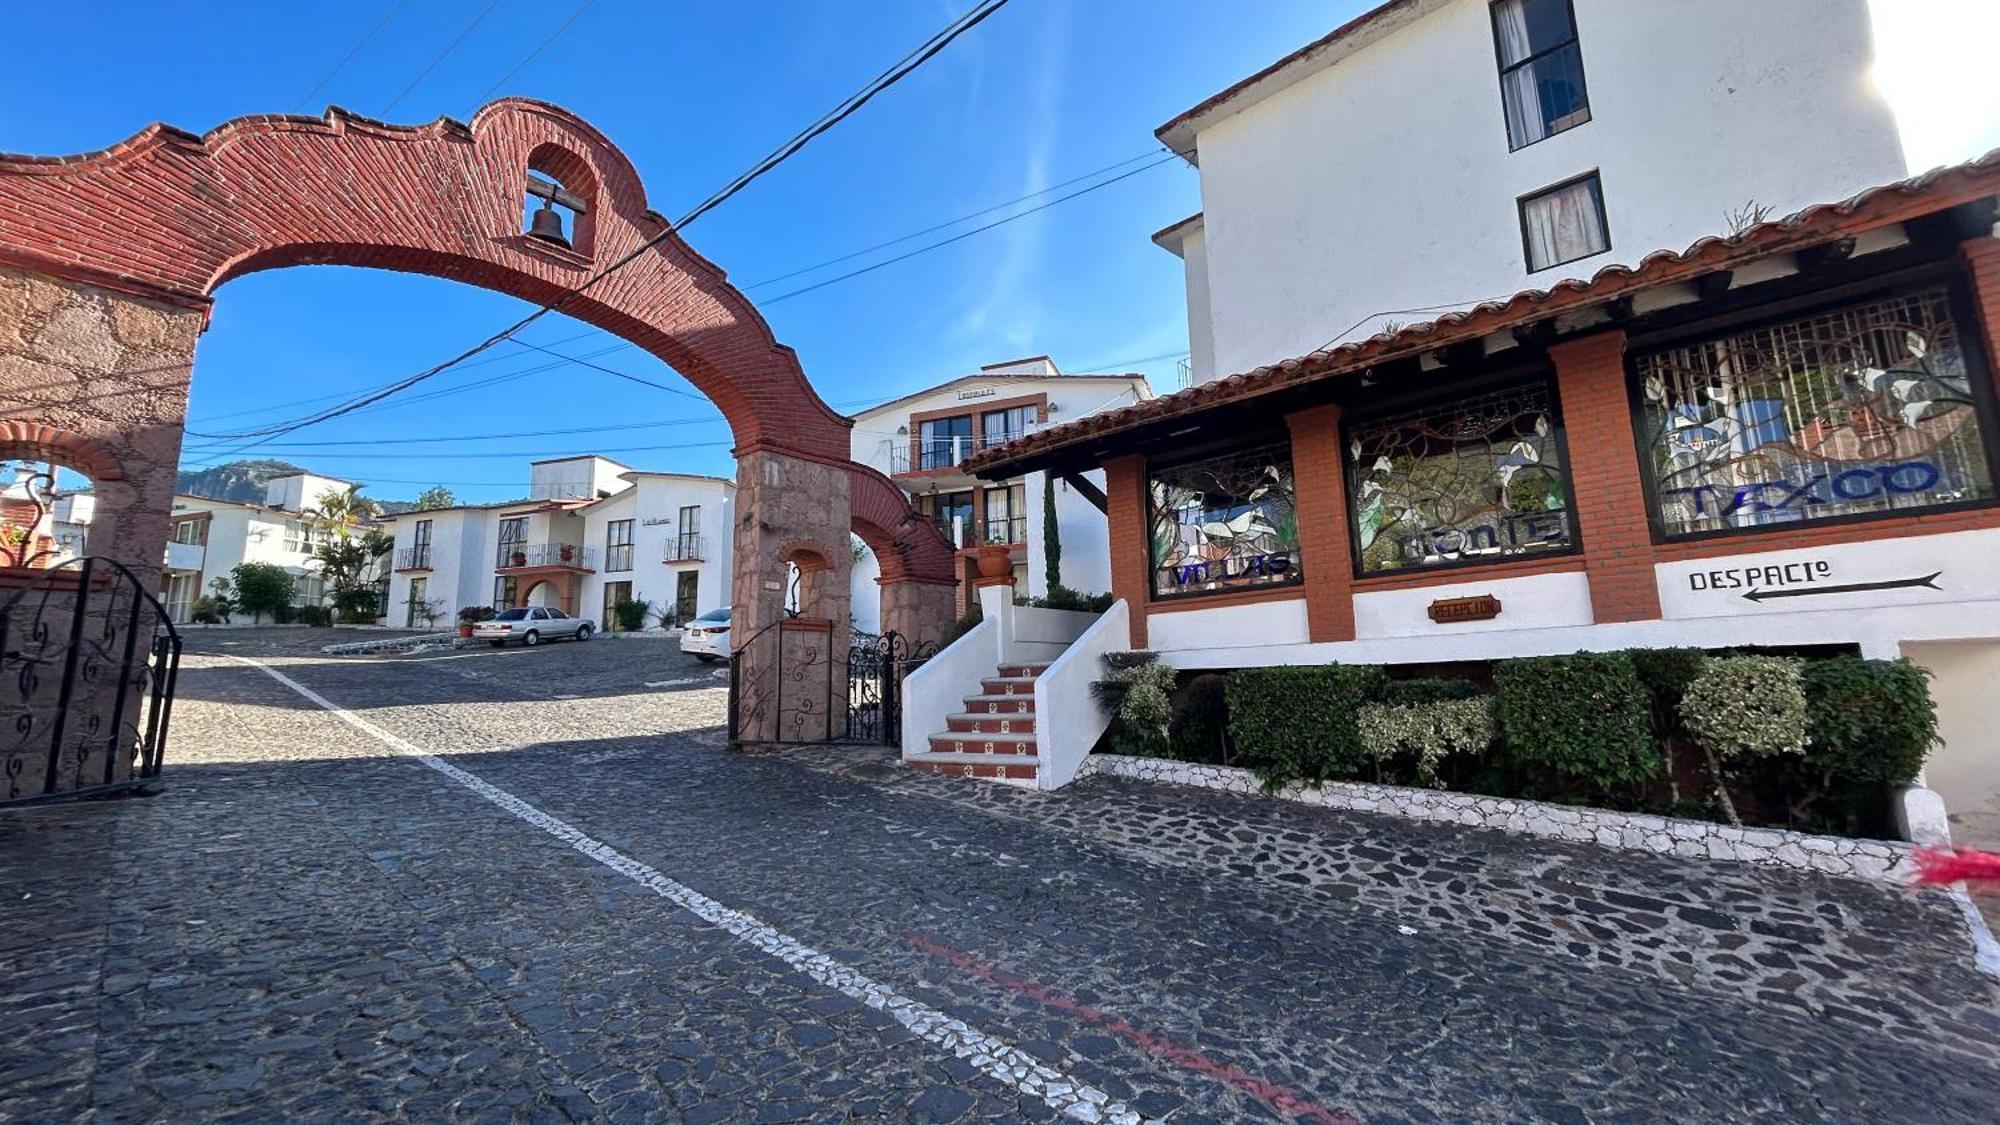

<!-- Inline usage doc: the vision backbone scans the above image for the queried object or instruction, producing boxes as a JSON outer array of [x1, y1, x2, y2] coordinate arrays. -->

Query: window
[[283, 521, 305, 553], [1635, 287, 1997, 539], [1148, 443, 1301, 598], [922, 490, 975, 544], [917, 415, 974, 470], [606, 518, 634, 572], [983, 482, 1027, 545], [1348, 382, 1575, 574], [496, 517, 527, 566], [494, 575, 519, 609], [1491, 0, 1589, 149], [981, 405, 1035, 449], [171, 519, 202, 545], [406, 577, 428, 628], [669, 505, 701, 561], [1519, 173, 1609, 272]]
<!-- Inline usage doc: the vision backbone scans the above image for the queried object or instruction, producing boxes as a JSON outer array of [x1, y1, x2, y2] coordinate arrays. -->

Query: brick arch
[[0, 98, 848, 463], [0, 421, 127, 482], [848, 463, 954, 585]]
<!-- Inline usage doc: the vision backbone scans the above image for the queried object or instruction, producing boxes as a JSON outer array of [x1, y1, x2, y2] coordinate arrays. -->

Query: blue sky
[[7, 2, 1996, 505], [1, 0, 1348, 502]]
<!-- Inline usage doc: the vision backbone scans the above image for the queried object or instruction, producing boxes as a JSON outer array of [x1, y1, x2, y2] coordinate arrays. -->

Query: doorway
[[675, 570, 699, 627], [603, 579, 633, 631]]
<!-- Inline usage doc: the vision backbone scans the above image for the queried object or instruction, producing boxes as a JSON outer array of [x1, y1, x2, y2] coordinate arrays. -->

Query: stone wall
[[730, 451, 852, 743], [1084, 753, 1916, 884]]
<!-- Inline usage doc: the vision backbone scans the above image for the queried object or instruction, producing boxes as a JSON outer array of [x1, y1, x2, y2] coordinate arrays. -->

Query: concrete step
[[927, 731, 1036, 757], [905, 751, 1038, 784], [963, 694, 1036, 715], [947, 711, 1036, 734], [979, 676, 1038, 697]]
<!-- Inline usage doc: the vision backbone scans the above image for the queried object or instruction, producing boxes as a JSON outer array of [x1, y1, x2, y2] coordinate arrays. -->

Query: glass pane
[[1502, 42, 1589, 148], [1636, 287, 1995, 537], [1349, 383, 1573, 574], [1521, 176, 1606, 271], [1494, 0, 1577, 66], [1148, 443, 1301, 597]]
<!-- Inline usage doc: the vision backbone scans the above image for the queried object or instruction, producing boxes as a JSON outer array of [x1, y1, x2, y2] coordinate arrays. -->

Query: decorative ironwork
[[1148, 443, 1301, 597], [727, 616, 837, 746], [1348, 382, 1572, 574], [1, 556, 180, 804], [1635, 287, 1995, 537], [0, 469, 59, 569]]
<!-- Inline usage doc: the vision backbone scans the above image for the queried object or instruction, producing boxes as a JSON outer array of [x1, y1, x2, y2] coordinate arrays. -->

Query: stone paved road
[[3, 630, 1998, 1122]]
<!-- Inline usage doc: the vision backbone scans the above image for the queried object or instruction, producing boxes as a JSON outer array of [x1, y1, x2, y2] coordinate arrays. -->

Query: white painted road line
[[231, 656, 1140, 1124]]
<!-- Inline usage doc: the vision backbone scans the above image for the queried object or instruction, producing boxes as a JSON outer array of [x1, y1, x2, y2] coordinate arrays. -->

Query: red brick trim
[[1104, 454, 1150, 648], [1961, 236, 2000, 400], [1285, 404, 1356, 641], [0, 421, 127, 482], [1549, 330, 1662, 623], [1351, 555, 1587, 592], [1148, 587, 1306, 615]]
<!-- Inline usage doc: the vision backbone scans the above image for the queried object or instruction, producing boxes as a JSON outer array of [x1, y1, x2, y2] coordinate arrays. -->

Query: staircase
[[906, 660, 1050, 786]]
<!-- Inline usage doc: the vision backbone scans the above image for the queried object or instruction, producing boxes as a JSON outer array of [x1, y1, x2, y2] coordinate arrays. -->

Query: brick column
[[1548, 330, 1661, 622], [1961, 235, 2000, 399], [1104, 454, 1151, 649], [1284, 404, 1356, 642]]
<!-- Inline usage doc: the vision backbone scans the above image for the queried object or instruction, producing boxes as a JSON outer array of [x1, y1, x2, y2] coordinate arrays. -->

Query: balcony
[[663, 533, 704, 563], [163, 540, 204, 572], [496, 542, 596, 571], [888, 429, 1032, 476], [394, 544, 433, 571]]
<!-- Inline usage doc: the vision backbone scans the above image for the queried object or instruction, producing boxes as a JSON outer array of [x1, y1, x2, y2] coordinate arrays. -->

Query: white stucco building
[[845, 357, 1152, 633], [162, 471, 358, 622], [1155, 0, 1908, 382], [382, 456, 734, 632]]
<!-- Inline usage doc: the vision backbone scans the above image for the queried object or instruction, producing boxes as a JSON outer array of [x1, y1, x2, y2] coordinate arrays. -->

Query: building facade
[[845, 357, 1152, 632], [974, 156, 2000, 841], [383, 456, 734, 632], [161, 471, 359, 622], [1155, 0, 1907, 383]]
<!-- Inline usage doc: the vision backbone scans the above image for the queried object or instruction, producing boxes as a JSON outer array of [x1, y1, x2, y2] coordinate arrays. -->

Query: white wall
[[262, 472, 352, 514], [1185, 0, 1905, 378], [577, 476, 733, 628], [1905, 641, 2000, 852], [1020, 470, 1115, 599]]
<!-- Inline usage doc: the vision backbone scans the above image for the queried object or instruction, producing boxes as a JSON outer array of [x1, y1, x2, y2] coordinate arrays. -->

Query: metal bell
[[527, 200, 570, 247]]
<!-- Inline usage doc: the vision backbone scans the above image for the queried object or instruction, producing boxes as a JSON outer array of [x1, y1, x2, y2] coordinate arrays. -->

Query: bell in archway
[[527, 200, 570, 248]]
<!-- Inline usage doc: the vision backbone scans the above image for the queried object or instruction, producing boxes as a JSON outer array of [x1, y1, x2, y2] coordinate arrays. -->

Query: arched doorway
[[0, 99, 953, 748]]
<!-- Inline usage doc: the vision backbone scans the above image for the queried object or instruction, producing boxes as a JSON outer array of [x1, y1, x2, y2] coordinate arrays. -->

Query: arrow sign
[[1742, 572, 1942, 602]]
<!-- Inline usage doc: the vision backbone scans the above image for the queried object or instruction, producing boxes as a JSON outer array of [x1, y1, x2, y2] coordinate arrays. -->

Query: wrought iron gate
[[1, 556, 182, 805], [843, 631, 939, 748], [726, 625, 937, 748]]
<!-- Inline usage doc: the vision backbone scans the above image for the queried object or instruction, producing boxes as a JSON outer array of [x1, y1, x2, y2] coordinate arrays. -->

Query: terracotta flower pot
[[511, 552, 527, 567], [975, 543, 1012, 579], [458, 623, 474, 638]]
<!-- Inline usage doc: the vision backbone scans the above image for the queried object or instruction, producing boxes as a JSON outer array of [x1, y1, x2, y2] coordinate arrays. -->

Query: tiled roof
[[967, 151, 2000, 476]]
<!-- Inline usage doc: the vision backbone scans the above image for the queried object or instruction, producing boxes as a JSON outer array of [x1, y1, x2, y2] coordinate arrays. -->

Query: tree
[[307, 483, 380, 538], [1042, 472, 1062, 593], [413, 485, 455, 511], [312, 528, 392, 623], [231, 562, 295, 624]]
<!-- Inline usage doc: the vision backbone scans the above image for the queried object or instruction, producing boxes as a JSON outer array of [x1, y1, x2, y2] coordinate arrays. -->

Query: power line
[[210, 440, 737, 462], [1315, 295, 1507, 352], [196, 0, 1011, 463], [742, 148, 1172, 290], [291, 0, 411, 112], [505, 338, 708, 401], [762, 152, 1179, 306], [381, 0, 503, 117], [473, 0, 600, 103]]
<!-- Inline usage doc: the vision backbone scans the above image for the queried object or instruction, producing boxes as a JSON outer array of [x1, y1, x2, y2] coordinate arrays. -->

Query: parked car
[[680, 606, 731, 662], [471, 606, 593, 647]]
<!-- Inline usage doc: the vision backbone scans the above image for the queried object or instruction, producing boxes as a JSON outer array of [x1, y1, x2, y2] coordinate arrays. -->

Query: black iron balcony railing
[[890, 429, 1031, 474], [497, 542, 596, 570], [980, 515, 1027, 545], [663, 533, 704, 562], [395, 544, 432, 570]]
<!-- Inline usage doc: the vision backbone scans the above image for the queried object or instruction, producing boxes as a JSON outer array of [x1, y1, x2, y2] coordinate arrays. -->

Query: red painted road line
[[902, 932, 1359, 1125]]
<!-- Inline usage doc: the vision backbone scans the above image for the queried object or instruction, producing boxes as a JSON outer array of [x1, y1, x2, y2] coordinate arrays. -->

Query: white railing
[[164, 541, 204, 572], [900, 618, 997, 756], [1031, 600, 1128, 789]]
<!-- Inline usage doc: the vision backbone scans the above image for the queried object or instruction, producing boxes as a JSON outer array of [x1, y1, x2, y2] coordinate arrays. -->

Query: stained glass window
[[1347, 383, 1574, 574], [1148, 444, 1301, 597], [1635, 287, 1996, 538]]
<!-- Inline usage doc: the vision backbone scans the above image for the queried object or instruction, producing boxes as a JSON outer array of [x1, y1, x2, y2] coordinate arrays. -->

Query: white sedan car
[[472, 606, 593, 647], [679, 606, 731, 662]]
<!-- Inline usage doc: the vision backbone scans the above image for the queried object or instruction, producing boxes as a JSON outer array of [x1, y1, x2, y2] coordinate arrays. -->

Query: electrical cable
[[381, 0, 503, 116], [472, 0, 599, 103], [291, 0, 411, 112]]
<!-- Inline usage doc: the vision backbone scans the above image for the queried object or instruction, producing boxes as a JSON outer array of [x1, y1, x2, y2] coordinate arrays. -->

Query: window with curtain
[[1635, 287, 1998, 538], [1348, 382, 1575, 574], [605, 518, 634, 572], [981, 405, 1036, 448], [1520, 173, 1608, 272], [1148, 443, 1301, 598], [1491, 0, 1590, 149], [982, 482, 1027, 544], [917, 415, 974, 469]]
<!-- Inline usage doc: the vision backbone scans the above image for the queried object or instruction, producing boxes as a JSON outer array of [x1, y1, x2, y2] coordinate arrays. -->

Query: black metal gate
[[1, 556, 182, 805], [726, 625, 937, 748], [844, 631, 941, 748]]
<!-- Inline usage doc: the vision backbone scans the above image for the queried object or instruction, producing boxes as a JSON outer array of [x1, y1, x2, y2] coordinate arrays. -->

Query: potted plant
[[456, 605, 493, 637], [974, 537, 1012, 579], [558, 543, 576, 563], [510, 549, 527, 567]]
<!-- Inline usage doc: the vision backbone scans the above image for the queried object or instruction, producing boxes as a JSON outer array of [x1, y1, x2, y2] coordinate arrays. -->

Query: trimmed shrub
[[1358, 697, 1496, 786], [231, 561, 295, 624], [1168, 673, 1230, 764], [295, 605, 334, 628], [1801, 657, 1937, 784], [1680, 656, 1807, 760], [1113, 662, 1177, 757], [189, 596, 225, 625], [1029, 585, 1115, 613], [612, 598, 651, 632], [458, 605, 496, 623], [1631, 647, 1707, 704], [1380, 677, 1482, 706], [1494, 652, 1657, 789], [1226, 664, 1387, 789]]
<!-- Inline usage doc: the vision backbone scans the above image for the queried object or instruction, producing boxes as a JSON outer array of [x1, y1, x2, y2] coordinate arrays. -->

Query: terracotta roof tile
[[968, 151, 2000, 475]]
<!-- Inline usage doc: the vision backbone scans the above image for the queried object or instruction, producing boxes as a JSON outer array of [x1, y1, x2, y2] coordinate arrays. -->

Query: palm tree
[[307, 484, 380, 540]]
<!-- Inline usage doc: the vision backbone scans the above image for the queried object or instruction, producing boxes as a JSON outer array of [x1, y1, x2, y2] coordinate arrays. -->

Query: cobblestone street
[[4, 630, 1999, 1122]]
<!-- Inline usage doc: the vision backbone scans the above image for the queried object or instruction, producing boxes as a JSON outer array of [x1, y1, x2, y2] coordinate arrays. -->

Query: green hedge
[[1226, 665, 1386, 789], [1801, 657, 1936, 784], [1494, 652, 1658, 790]]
